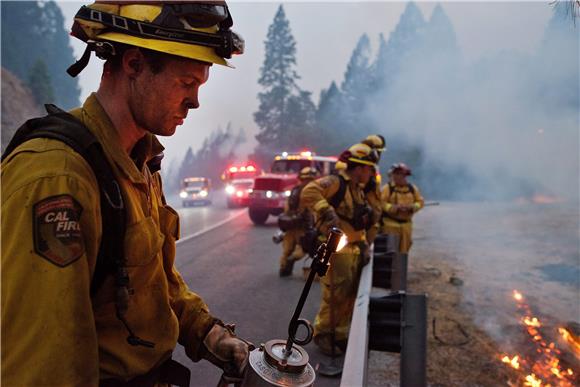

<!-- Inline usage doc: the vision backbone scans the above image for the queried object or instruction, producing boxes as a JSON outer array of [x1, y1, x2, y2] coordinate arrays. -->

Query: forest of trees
[[1, 1, 80, 109], [166, 124, 247, 194], [173, 2, 578, 200]]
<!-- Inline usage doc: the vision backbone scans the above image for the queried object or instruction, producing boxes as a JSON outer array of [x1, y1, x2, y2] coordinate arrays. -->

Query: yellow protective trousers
[[313, 244, 360, 342], [380, 218, 414, 253], [278, 229, 306, 270]]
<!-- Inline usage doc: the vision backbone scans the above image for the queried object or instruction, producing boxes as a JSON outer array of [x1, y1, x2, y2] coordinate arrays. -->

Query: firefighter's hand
[[320, 207, 339, 228], [203, 323, 252, 381]]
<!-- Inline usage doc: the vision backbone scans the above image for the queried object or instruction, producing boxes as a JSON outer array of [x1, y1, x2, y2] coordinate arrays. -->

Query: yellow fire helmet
[[68, 1, 244, 77], [362, 134, 386, 153], [298, 166, 318, 181], [339, 143, 379, 168]]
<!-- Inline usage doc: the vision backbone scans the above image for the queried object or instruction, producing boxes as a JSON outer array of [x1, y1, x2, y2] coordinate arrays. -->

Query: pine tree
[[253, 5, 315, 161], [315, 82, 346, 153], [27, 59, 55, 105], [1, 1, 80, 109], [342, 34, 373, 108], [373, 2, 426, 88], [338, 34, 375, 141]]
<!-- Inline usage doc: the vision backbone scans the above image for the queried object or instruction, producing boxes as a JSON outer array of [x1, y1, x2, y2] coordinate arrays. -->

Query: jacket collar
[[71, 93, 165, 185]]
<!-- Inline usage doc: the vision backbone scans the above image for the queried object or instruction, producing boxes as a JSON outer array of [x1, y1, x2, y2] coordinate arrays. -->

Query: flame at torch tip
[[336, 235, 348, 252], [513, 290, 524, 301]]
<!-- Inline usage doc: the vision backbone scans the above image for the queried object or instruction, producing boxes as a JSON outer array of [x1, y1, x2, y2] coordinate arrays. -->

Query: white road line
[[176, 209, 246, 245]]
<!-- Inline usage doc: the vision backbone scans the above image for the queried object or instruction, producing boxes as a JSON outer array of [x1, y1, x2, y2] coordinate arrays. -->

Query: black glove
[[320, 206, 339, 228], [364, 175, 377, 194]]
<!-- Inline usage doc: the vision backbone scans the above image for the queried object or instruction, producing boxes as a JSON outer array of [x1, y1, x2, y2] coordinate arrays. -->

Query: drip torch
[[230, 227, 344, 387]]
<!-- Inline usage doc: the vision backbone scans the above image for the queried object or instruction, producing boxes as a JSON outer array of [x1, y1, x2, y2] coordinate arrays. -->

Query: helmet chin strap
[[67, 45, 92, 77], [67, 41, 117, 77]]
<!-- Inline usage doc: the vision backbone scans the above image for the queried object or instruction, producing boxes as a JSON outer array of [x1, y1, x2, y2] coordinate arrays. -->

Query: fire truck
[[247, 151, 337, 225], [221, 164, 261, 208]]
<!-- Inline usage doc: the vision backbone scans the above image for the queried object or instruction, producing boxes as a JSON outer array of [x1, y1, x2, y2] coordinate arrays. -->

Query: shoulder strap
[[408, 183, 415, 194], [2, 104, 125, 296], [328, 173, 347, 209], [288, 184, 303, 212]]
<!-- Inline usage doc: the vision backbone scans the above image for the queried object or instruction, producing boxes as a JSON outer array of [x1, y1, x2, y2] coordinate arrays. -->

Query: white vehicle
[[180, 177, 212, 207]]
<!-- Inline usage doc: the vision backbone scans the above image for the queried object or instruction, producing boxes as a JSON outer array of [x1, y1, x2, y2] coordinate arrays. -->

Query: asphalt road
[[167, 192, 343, 387]]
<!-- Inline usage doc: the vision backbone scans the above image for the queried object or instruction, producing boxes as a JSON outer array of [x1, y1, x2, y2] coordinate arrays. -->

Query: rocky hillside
[[1, 67, 43, 152]]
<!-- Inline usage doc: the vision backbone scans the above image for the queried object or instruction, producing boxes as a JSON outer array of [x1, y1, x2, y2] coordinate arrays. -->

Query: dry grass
[[367, 255, 518, 386]]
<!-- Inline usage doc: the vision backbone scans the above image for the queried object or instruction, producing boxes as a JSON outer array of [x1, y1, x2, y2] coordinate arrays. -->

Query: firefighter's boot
[[279, 258, 295, 277], [314, 334, 344, 357]]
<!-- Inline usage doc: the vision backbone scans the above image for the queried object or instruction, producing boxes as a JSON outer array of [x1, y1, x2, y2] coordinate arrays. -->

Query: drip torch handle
[[284, 227, 344, 353]]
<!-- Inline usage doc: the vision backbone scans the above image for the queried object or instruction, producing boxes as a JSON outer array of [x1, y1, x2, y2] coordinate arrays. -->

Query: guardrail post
[[401, 294, 427, 387], [368, 293, 427, 387]]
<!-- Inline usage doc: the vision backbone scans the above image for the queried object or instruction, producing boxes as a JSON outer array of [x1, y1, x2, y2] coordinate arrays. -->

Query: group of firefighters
[[276, 135, 424, 356]]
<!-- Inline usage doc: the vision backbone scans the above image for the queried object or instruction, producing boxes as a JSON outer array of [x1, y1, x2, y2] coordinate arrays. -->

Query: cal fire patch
[[33, 195, 84, 267]]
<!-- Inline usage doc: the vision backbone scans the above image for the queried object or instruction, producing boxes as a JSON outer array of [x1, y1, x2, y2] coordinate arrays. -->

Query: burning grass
[[499, 290, 579, 387], [367, 255, 579, 387]]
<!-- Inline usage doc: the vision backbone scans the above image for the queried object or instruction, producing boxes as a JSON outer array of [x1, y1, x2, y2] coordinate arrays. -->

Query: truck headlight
[[179, 191, 188, 199], [284, 190, 291, 197], [266, 191, 273, 198], [200, 190, 208, 197], [225, 185, 235, 195]]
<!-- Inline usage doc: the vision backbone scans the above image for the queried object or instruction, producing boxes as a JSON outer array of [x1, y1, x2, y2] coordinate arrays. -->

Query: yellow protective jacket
[[1, 94, 216, 386], [300, 171, 367, 244], [381, 182, 424, 222]]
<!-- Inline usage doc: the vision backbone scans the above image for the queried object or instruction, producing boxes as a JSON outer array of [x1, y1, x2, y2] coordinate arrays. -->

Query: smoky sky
[[57, 1, 577, 201]]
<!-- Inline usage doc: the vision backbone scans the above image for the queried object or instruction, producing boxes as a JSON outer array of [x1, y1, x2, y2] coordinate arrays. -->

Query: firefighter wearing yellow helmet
[[380, 163, 425, 253], [300, 143, 377, 355], [277, 167, 319, 277], [1, 2, 248, 386]]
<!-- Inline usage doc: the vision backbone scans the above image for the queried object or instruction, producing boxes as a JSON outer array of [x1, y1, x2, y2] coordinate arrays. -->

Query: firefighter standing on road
[[1, 2, 251, 386], [278, 167, 318, 277], [361, 134, 387, 245], [380, 163, 425, 253], [301, 143, 377, 356]]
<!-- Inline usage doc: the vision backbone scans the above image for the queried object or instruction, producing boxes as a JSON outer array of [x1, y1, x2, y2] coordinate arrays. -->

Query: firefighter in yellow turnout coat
[[380, 163, 424, 253], [278, 167, 318, 277], [301, 143, 378, 356], [361, 134, 387, 245], [1, 2, 250, 385]]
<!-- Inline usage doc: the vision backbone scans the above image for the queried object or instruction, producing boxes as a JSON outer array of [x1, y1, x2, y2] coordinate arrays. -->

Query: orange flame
[[502, 355, 520, 370], [524, 373, 542, 387], [501, 291, 579, 386], [558, 327, 580, 357], [336, 234, 348, 252], [523, 317, 542, 327]]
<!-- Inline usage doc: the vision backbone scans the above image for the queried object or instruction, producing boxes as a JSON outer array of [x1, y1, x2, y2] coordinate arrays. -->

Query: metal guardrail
[[340, 246, 374, 387], [340, 235, 427, 387]]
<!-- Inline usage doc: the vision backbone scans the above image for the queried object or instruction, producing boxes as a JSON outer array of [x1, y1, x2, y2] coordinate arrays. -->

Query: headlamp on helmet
[[67, 1, 244, 77], [339, 143, 378, 168], [362, 134, 386, 153]]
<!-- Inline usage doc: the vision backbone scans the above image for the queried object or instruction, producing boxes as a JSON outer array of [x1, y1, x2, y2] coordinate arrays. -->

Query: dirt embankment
[[367, 249, 513, 386], [1, 67, 43, 152]]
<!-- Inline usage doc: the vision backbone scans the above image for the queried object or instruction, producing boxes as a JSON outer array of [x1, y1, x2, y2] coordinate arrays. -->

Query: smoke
[[367, 4, 579, 202]]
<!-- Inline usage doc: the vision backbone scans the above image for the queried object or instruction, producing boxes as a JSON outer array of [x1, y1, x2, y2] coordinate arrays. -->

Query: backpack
[[328, 173, 347, 209], [2, 105, 153, 347]]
